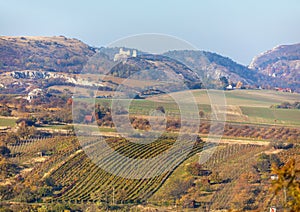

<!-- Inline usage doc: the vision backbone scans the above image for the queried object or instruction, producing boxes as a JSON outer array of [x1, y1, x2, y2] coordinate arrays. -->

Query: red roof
[[84, 115, 93, 122]]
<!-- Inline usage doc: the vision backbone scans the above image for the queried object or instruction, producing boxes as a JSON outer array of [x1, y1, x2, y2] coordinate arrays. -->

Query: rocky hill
[[249, 43, 300, 91], [164, 50, 270, 88], [0, 36, 299, 93], [0, 36, 96, 73], [109, 54, 201, 87]]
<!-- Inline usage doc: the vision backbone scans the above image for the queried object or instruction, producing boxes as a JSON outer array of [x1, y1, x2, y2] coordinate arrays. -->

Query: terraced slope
[[43, 135, 204, 203]]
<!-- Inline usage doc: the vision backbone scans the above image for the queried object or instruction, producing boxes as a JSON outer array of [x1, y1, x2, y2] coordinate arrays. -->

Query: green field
[[73, 90, 300, 126], [38, 124, 68, 129], [0, 117, 16, 127], [149, 89, 300, 107], [240, 107, 300, 125], [78, 90, 300, 126]]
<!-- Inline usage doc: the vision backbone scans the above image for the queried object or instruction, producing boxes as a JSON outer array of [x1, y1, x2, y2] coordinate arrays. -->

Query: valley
[[0, 36, 299, 211]]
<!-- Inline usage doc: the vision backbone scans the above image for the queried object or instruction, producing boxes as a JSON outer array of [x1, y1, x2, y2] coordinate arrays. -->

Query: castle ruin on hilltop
[[114, 48, 137, 62]]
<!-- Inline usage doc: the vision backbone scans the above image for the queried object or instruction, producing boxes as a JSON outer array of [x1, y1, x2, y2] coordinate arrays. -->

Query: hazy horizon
[[1, 0, 299, 65]]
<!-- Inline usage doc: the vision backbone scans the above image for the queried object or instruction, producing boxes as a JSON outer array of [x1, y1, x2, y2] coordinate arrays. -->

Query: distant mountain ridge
[[249, 43, 300, 90], [163, 50, 270, 87], [0, 36, 299, 92], [0, 36, 95, 73]]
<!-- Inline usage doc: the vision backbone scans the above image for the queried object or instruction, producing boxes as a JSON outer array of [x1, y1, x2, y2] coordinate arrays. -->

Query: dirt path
[[89, 129, 269, 146], [202, 136, 269, 146], [0, 116, 18, 119]]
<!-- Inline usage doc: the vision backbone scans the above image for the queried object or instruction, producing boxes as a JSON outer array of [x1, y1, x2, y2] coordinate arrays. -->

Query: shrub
[[0, 146, 10, 157], [186, 162, 211, 176]]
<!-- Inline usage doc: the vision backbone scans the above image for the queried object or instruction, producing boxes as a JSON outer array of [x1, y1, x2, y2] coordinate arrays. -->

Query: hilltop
[[249, 43, 300, 91], [164, 50, 270, 88], [0, 36, 96, 73], [0, 36, 299, 93]]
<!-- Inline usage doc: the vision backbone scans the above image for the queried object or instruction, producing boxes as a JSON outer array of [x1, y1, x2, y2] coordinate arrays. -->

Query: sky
[[1, 0, 299, 65]]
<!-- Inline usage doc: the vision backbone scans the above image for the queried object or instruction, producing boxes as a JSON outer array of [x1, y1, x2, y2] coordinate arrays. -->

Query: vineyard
[[1, 124, 299, 211], [127, 118, 300, 142], [4, 135, 206, 204], [50, 135, 204, 203], [150, 141, 300, 211], [0, 32, 299, 211], [199, 122, 299, 141], [206, 144, 268, 210]]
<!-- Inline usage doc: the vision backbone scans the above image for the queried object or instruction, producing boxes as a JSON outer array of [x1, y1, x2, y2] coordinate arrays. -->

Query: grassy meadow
[[81, 89, 300, 126], [0, 117, 16, 127]]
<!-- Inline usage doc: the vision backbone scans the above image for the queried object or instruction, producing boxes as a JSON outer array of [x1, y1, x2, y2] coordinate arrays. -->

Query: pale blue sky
[[1, 0, 299, 65]]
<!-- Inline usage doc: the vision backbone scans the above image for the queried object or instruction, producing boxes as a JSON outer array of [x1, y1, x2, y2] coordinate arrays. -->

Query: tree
[[0, 184, 14, 200], [199, 110, 205, 118], [44, 177, 56, 187], [4, 132, 20, 144], [179, 194, 196, 208], [271, 159, 300, 212], [37, 186, 53, 197], [52, 203, 71, 212], [210, 171, 221, 184], [0, 146, 10, 157], [168, 178, 194, 200], [270, 154, 283, 167], [156, 106, 165, 114], [256, 153, 282, 173], [0, 105, 11, 116], [186, 162, 205, 176], [17, 99, 27, 112], [256, 153, 271, 173], [115, 189, 127, 204], [16, 125, 36, 140], [66, 98, 73, 106], [37, 205, 48, 212], [0, 156, 18, 179], [219, 76, 229, 89]]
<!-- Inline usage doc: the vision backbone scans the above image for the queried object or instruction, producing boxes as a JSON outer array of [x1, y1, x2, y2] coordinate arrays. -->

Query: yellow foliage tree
[[271, 159, 300, 212]]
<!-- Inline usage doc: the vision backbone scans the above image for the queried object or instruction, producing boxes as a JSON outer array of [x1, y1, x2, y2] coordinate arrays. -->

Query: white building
[[114, 48, 137, 62], [26, 88, 45, 102], [226, 84, 233, 90]]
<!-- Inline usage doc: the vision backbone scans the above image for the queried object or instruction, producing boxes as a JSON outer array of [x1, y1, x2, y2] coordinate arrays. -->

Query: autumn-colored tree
[[179, 194, 196, 208], [168, 177, 194, 200], [256, 153, 282, 173], [0, 104, 11, 116], [4, 132, 19, 144], [17, 99, 27, 112], [271, 159, 300, 212], [16, 124, 36, 140], [66, 98, 73, 106], [210, 171, 221, 184], [0, 145, 10, 157], [115, 189, 127, 204], [199, 110, 205, 118], [0, 184, 14, 200], [156, 106, 165, 114], [186, 162, 205, 176], [0, 156, 18, 179], [231, 173, 256, 210]]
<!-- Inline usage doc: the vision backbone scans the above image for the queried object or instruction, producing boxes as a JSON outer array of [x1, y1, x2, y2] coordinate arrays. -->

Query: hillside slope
[[164, 50, 270, 88], [0, 36, 298, 92], [0, 36, 96, 73], [249, 43, 300, 91]]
